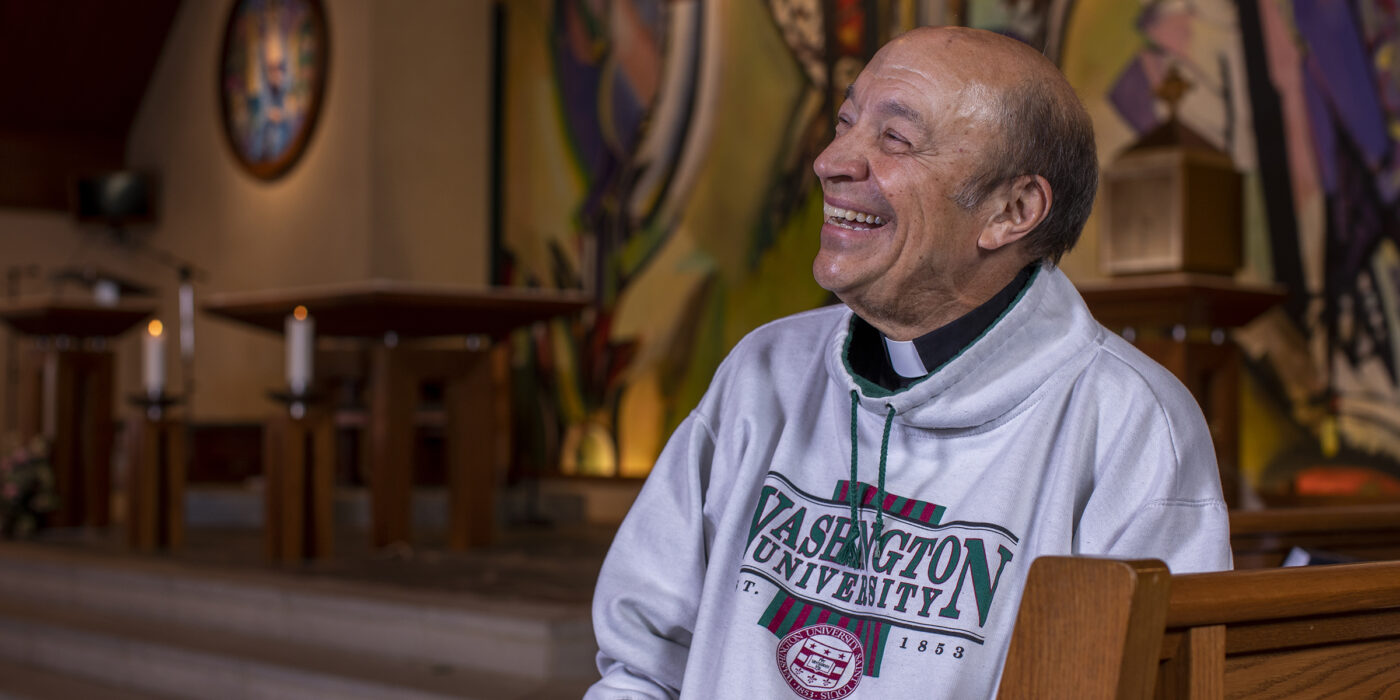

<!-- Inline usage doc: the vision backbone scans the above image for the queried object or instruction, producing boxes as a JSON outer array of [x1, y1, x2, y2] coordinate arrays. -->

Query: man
[[587, 26, 1231, 700]]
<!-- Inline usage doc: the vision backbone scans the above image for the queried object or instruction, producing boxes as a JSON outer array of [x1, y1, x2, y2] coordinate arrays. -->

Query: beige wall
[[368, 0, 492, 284], [0, 0, 493, 426]]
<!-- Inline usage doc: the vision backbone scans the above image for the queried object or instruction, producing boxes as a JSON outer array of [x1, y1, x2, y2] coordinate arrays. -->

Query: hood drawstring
[[839, 390, 896, 570]]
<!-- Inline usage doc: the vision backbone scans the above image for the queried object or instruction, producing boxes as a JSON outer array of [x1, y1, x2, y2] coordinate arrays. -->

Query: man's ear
[[978, 174, 1052, 251]]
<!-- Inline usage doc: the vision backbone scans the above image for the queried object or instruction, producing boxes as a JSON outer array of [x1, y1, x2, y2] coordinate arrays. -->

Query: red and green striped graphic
[[759, 592, 892, 677], [834, 480, 946, 526]]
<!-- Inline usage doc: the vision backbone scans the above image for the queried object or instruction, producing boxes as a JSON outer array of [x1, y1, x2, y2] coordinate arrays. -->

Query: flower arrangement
[[0, 434, 55, 538]]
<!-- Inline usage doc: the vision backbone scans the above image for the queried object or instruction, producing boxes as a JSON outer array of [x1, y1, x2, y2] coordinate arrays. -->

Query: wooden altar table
[[0, 300, 155, 528], [204, 280, 589, 550]]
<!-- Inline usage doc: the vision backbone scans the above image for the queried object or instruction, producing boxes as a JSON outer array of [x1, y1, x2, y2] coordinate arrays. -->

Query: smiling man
[[587, 27, 1231, 700]]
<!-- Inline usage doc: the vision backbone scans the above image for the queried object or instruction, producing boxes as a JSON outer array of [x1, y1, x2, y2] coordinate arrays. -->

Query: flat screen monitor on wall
[[71, 171, 155, 225]]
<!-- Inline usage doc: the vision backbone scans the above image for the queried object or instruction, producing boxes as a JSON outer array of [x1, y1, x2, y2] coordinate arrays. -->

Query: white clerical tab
[[883, 336, 928, 378]]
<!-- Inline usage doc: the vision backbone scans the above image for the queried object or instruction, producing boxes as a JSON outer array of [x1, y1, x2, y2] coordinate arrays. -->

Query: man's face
[[812, 32, 1004, 336]]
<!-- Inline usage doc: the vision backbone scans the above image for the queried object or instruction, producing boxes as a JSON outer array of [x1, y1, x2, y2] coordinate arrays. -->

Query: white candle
[[143, 320, 166, 398], [285, 305, 314, 395]]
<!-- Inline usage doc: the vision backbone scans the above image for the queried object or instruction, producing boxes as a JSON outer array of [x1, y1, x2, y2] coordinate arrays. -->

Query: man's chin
[[811, 259, 865, 301]]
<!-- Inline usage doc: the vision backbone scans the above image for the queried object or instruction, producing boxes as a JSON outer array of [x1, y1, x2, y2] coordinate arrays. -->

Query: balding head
[[895, 26, 1098, 263]]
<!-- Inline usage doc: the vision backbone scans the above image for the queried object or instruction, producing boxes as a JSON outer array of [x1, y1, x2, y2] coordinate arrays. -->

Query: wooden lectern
[[0, 300, 154, 528]]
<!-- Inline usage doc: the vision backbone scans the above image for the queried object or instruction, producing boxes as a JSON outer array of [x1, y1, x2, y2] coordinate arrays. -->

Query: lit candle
[[285, 305, 314, 395], [143, 319, 166, 398]]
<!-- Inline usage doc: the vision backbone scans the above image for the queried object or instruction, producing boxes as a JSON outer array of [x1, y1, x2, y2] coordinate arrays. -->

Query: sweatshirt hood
[[825, 262, 1101, 429]]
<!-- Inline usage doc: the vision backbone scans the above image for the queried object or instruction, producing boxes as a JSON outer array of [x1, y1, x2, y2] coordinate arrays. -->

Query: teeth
[[823, 203, 886, 227]]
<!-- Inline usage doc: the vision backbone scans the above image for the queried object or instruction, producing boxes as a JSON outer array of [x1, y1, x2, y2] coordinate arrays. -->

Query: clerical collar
[[848, 265, 1035, 390], [884, 338, 928, 378]]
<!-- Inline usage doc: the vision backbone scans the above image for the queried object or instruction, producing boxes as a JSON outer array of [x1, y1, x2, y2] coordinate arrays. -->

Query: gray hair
[[953, 75, 1098, 263]]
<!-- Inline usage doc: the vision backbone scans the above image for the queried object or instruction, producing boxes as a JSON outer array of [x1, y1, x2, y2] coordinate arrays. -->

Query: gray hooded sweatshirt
[[588, 263, 1232, 699]]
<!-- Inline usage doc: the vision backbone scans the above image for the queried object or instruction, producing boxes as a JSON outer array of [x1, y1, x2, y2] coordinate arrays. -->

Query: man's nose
[[813, 131, 868, 182]]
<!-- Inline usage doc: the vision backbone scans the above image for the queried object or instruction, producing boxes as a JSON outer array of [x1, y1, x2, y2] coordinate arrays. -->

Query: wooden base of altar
[[126, 415, 185, 551], [366, 345, 508, 551], [264, 409, 334, 562]]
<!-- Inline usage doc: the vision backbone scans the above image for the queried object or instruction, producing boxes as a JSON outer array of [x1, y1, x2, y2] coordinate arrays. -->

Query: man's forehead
[[869, 26, 1035, 86], [844, 55, 998, 128], [843, 84, 927, 123]]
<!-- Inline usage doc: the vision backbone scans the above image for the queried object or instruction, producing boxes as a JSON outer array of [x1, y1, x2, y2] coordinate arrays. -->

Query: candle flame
[[148, 320, 163, 337], [293, 305, 308, 321]]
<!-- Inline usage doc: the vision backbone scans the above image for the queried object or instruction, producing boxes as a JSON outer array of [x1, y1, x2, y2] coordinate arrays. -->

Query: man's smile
[[823, 202, 888, 230]]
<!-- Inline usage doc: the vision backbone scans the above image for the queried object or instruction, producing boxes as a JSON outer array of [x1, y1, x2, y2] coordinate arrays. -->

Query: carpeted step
[[0, 658, 178, 700], [0, 542, 596, 681], [0, 595, 593, 699]]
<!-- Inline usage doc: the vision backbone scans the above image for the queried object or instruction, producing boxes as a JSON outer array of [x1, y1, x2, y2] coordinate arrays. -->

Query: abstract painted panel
[[496, 0, 871, 477], [1056, 0, 1400, 499]]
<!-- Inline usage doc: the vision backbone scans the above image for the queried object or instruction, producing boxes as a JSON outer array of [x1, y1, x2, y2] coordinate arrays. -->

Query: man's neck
[[889, 264, 1034, 374], [856, 257, 1036, 341], [844, 264, 1037, 390]]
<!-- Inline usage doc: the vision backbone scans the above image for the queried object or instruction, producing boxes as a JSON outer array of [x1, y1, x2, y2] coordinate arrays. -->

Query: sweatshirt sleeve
[[585, 412, 717, 699], [1073, 369, 1234, 575]]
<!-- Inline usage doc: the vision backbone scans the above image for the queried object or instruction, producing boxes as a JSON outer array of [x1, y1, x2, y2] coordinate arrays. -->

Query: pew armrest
[[999, 556, 1170, 700]]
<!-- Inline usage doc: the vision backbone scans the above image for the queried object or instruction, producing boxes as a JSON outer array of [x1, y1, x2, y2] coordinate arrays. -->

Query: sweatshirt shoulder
[[723, 304, 848, 361], [696, 305, 846, 412], [1077, 328, 1207, 429]]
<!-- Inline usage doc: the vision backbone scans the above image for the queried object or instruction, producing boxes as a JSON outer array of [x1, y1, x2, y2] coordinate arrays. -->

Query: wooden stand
[[263, 405, 334, 562], [126, 407, 185, 551]]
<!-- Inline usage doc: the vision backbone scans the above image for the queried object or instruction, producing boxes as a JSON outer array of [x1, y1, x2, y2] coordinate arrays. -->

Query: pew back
[[999, 557, 1400, 699], [1230, 505, 1400, 568], [1159, 562, 1400, 698]]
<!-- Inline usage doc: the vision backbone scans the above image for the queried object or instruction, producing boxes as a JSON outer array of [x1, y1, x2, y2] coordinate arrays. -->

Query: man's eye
[[883, 130, 908, 145]]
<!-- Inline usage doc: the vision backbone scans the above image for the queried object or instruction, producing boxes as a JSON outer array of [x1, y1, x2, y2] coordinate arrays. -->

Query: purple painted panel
[[1109, 56, 1160, 135], [1304, 56, 1339, 195], [1292, 0, 1390, 168]]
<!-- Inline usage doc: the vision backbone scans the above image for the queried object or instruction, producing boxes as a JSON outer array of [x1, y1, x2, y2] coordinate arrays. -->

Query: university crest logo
[[776, 624, 864, 699], [743, 472, 1020, 689]]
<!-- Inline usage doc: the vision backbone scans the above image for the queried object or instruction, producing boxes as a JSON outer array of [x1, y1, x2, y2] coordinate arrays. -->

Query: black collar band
[[848, 264, 1036, 391]]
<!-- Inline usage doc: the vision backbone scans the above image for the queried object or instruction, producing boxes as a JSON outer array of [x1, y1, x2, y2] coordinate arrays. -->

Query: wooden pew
[[1230, 504, 1400, 568], [998, 556, 1400, 699]]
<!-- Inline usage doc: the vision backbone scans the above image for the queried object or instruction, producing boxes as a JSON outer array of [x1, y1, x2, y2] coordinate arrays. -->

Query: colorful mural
[[1053, 0, 1400, 499], [497, 0, 852, 477], [1238, 0, 1400, 496], [498, 0, 1400, 492]]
